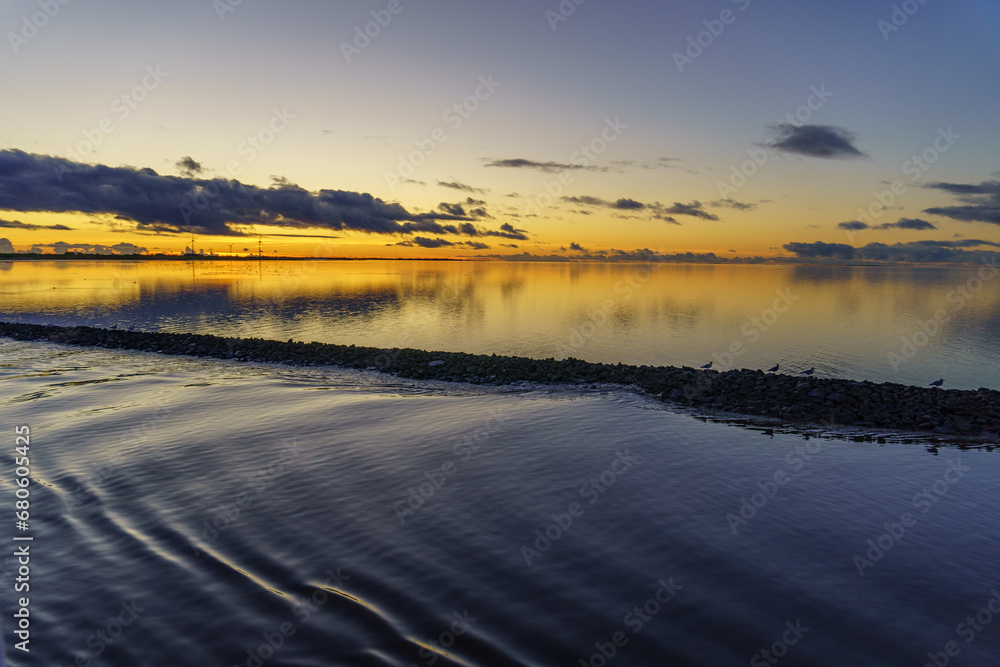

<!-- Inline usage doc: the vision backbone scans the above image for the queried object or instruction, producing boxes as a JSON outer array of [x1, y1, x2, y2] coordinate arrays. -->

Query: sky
[[1, 0, 998, 260]]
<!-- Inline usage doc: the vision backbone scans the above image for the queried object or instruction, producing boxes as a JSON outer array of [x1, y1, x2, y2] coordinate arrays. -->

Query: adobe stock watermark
[[393, 408, 510, 524], [750, 620, 810, 666], [726, 439, 821, 534], [520, 449, 640, 566], [341, 0, 416, 63], [846, 126, 959, 240], [556, 250, 669, 358], [523, 116, 628, 216], [8, 0, 73, 54], [178, 107, 295, 224], [384, 75, 502, 192], [710, 288, 798, 369], [672, 0, 752, 73], [189, 438, 299, 557], [923, 588, 1000, 667], [716, 85, 833, 198], [68, 400, 174, 507], [64, 599, 145, 667], [53, 66, 170, 180], [545, 0, 589, 32], [577, 578, 682, 667], [853, 459, 970, 576], [877, 0, 931, 41], [233, 566, 351, 667], [887, 257, 996, 371], [407, 610, 478, 666], [213, 0, 245, 21]]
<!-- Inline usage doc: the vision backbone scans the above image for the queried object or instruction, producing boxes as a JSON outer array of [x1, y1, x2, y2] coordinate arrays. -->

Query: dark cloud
[[484, 158, 606, 172], [614, 198, 644, 210], [924, 206, 1000, 225], [784, 239, 1000, 263], [923, 179, 1000, 225], [395, 237, 454, 248], [663, 201, 718, 221], [876, 217, 936, 231], [767, 124, 868, 159], [783, 241, 857, 260], [837, 221, 869, 230], [924, 180, 1000, 200], [0, 238, 13, 253], [0, 218, 74, 231], [569, 242, 587, 252], [0, 150, 527, 239], [438, 202, 467, 217], [176, 156, 202, 176], [657, 215, 681, 225], [711, 199, 756, 211], [438, 180, 488, 194]]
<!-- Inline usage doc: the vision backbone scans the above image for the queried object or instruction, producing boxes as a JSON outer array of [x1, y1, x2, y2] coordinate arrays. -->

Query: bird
[[700, 362, 713, 369], [800, 367, 815, 375], [929, 379, 944, 387], [767, 363, 779, 372]]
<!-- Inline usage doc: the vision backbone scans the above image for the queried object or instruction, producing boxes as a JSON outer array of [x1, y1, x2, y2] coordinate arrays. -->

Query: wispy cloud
[[484, 158, 607, 172], [0, 218, 74, 231], [923, 180, 1000, 225]]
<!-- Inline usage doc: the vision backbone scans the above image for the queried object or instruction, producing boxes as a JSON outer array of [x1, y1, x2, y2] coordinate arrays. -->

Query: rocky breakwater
[[2, 322, 998, 439]]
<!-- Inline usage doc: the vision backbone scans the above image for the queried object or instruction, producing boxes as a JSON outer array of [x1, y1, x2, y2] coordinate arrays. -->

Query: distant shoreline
[[0, 254, 993, 267], [2, 321, 997, 441]]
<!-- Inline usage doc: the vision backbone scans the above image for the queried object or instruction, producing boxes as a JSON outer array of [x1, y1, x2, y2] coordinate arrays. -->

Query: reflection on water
[[1, 259, 998, 388], [1, 340, 998, 666]]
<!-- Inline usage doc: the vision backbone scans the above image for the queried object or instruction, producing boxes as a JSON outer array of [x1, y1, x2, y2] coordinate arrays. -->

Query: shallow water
[[1, 259, 999, 389], [1, 339, 998, 666]]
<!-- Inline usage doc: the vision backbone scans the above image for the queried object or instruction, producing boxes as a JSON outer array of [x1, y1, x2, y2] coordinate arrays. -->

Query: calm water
[[1, 259, 999, 389], [2, 260, 1000, 666]]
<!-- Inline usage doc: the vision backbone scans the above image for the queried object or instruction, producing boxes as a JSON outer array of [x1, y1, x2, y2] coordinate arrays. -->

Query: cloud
[[923, 180, 1000, 225], [484, 158, 606, 172], [614, 198, 644, 210], [783, 241, 857, 260], [876, 217, 936, 230], [837, 221, 869, 230], [783, 239, 1000, 263], [662, 201, 719, 220], [395, 237, 454, 248], [438, 180, 488, 194], [766, 124, 868, 159], [0, 218, 74, 231], [0, 238, 13, 253], [569, 241, 587, 252], [0, 150, 527, 239], [924, 206, 1000, 225], [176, 156, 202, 176], [562, 196, 611, 207], [711, 199, 756, 211], [33, 241, 148, 255]]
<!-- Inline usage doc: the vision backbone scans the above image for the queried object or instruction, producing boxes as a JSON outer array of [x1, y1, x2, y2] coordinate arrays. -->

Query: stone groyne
[[1, 322, 997, 439]]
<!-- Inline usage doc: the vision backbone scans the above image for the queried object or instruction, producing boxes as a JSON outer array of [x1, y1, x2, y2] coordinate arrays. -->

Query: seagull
[[700, 362, 713, 369], [767, 363, 779, 372], [929, 379, 944, 387], [800, 367, 815, 375]]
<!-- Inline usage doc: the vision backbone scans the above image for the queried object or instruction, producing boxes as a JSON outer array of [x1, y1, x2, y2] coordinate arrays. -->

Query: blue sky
[[1, 0, 998, 258]]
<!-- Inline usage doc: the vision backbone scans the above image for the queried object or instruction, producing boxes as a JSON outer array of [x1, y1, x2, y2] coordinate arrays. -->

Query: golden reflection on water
[[1, 259, 998, 387]]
